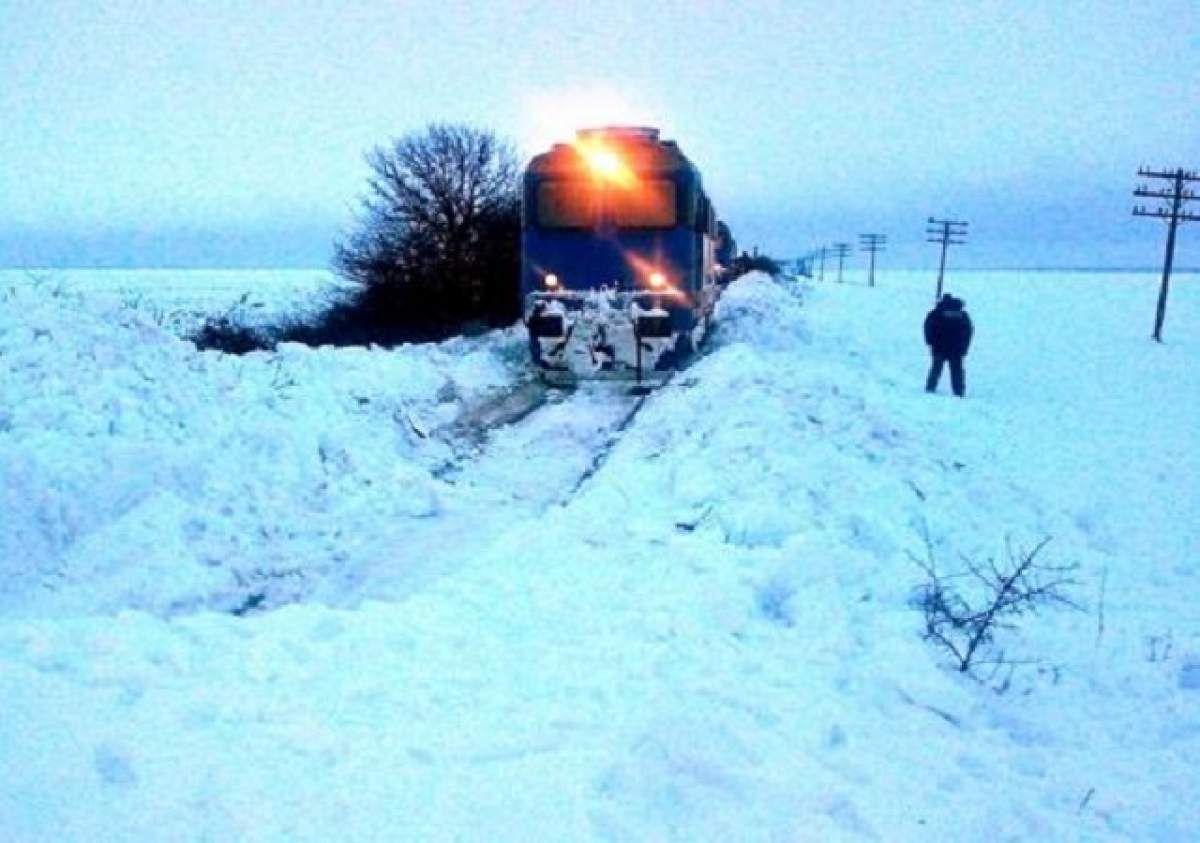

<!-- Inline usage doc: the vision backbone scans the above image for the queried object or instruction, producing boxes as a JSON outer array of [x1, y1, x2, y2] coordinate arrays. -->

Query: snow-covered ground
[[1, 268, 1197, 841], [0, 269, 343, 334]]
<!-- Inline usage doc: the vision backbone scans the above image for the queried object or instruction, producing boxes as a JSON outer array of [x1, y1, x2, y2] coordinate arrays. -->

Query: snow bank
[[1, 269, 1197, 840], [537, 271, 1197, 838], [712, 270, 811, 350], [0, 280, 524, 616]]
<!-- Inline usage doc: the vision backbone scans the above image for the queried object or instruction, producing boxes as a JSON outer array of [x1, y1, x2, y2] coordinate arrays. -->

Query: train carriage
[[521, 127, 728, 381]]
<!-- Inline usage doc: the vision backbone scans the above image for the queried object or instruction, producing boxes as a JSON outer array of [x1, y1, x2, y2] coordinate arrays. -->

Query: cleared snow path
[[353, 383, 648, 604]]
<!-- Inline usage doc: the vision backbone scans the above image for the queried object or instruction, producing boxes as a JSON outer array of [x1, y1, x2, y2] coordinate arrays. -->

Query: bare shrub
[[187, 293, 272, 354], [911, 532, 1080, 676]]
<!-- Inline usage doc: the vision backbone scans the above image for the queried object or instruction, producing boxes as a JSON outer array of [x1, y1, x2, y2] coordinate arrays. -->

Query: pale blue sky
[[1, 0, 1197, 268]]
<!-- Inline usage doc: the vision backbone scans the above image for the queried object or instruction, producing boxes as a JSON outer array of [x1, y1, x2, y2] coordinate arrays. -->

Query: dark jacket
[[924, 295, 973, 357]]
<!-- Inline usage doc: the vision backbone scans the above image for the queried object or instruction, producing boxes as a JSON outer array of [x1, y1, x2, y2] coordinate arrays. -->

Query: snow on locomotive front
[[521, 127, 722, 381]]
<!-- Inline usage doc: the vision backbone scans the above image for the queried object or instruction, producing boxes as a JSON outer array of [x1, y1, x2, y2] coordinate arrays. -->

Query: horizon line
[[2, 264, 1197, 274]]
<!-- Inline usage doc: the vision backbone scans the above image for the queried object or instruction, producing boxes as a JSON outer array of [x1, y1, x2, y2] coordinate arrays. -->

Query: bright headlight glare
[[649, 271, 667, 288], [544, 273, 559, 288]]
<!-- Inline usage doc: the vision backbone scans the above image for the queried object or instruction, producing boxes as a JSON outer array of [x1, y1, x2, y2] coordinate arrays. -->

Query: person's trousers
[[925, 353, 965, 396]]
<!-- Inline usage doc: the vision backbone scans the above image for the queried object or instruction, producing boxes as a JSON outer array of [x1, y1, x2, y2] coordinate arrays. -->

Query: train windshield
[[609, 180, 676, 228], [537, 180, 677, 229], [537, 181, 594, 228]]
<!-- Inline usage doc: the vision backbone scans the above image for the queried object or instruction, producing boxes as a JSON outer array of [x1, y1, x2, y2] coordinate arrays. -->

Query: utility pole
[[835, 244, 854, 283], [817, 246, 827, 281], [1133, 166, 1199, 342], [926, 218, 968, 300], [831, 243, 850, 283], [859, 233, 886, 287]]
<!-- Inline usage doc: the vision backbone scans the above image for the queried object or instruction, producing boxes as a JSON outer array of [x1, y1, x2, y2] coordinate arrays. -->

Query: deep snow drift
[[0, 276, 532, 616], [1, 268, 1197, 841]]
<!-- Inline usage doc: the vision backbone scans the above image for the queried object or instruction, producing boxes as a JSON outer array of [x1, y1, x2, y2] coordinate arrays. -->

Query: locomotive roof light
[[575, 139, 636, 188], [649, 271, 667, 289], [587, 148, 621, 177], [544, 273, 560, 289]]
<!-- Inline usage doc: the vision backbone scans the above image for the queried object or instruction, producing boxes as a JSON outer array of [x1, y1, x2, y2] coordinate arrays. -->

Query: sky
[[1, 0, 1198, 269]]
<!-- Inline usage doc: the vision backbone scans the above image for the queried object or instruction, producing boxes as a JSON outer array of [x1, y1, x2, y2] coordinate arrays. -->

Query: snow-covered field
[[0, 269, 344, 334], [1, 267, 1197, 841]]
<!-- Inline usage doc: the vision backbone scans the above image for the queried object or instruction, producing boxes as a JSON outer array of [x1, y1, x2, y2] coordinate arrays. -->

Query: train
[[520, 126, 736, 382]]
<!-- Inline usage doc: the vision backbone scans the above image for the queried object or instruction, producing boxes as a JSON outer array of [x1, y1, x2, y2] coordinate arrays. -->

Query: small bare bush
[[911, 533, 1080, 676], [187, 293, 272, 354]]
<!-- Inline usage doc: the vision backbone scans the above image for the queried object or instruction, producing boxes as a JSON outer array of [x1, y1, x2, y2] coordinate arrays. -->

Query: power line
[[926, 218, 968, 300], [859, 233, 886, 288], [1133, 166, 1199, 342]]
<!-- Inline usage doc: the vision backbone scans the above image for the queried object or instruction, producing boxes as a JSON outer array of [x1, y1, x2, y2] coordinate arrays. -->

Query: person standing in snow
[[923, 294, 973, 397]]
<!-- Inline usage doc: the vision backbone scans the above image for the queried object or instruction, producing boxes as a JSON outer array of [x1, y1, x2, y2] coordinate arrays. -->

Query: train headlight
[[586, 148, 621, 178], [544, 273, 560, 289], [575, 140, 635, 187], [649, 271, 667, 289]]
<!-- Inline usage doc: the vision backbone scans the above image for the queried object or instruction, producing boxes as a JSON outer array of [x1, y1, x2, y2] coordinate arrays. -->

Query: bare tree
[[911, 532, 1080, 676], [334, 123, 521, 338]]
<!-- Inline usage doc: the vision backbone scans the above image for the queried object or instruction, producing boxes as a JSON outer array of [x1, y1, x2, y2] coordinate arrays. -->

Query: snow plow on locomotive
[[521, 127, 735, 383]]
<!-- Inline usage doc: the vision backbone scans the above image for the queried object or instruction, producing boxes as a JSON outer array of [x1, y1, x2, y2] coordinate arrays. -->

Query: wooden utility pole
[[859, 233, 886, 287], [926, 218, 968, 300], [817, 246, 827, 281], [831, 243, 850, 283], [1133, 167, 1198, 342]]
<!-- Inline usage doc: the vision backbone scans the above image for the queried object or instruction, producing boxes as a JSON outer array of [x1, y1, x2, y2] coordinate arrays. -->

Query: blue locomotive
[[521, 127, 733, 380]]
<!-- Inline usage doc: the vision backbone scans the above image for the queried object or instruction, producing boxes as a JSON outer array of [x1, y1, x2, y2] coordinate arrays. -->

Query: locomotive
[[521, 126, 734, 381]]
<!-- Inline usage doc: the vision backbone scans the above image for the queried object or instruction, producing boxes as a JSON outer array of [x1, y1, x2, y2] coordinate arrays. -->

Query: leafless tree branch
[[913, 535, 1081, 676]]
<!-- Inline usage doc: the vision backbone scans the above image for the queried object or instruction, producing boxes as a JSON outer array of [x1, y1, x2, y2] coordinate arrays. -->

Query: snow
[[0, 278, 526, 616], [1, 267, 1197, 840], [0, 269, 344, 334]]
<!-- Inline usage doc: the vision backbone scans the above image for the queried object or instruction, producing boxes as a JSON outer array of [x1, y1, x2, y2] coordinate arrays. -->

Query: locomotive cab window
[[537, 181, 594, 228], [609, 180, 677, 228]]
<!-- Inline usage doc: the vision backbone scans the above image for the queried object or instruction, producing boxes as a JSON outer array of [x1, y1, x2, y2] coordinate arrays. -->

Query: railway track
[[438, 377, 557, 446], [360, 376, 657, 602], [433, 370, 665, 503]]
